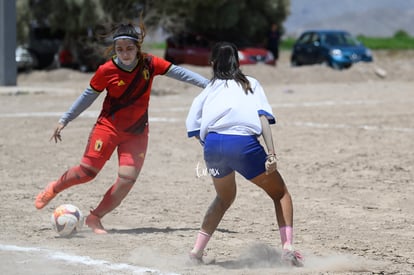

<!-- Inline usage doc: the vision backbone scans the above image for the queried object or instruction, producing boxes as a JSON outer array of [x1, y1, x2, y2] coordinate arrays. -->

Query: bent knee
[[79, 164, 98, 181]]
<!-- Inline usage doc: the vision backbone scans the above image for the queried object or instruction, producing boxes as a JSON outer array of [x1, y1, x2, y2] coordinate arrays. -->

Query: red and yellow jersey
[[90, 54, 172, 133]]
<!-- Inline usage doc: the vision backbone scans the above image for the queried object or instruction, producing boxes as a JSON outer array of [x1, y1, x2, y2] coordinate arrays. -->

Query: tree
[[17, 0, 289, 47], [100, 0, 290, 44], [154, 0, 290, 44], [16, 0, 31, 45], [31, 0, 104, 38]]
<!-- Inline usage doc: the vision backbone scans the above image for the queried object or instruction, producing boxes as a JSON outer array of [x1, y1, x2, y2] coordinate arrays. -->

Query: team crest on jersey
[[94, 139, 103, 151], [142, 69, 150, 80], [117, 80, 126, 86]]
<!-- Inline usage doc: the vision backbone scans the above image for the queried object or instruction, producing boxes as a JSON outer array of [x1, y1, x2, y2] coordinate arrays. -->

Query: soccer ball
[[51, 204, 83, 237]]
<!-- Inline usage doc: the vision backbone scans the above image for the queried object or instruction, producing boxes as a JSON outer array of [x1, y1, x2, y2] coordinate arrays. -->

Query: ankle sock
[[191, 230, 211, 257], [279, 226, 293, 249]]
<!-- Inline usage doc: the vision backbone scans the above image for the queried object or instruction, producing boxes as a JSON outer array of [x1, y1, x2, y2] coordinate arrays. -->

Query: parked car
[[16, 45, 36, 72], [165, 33, 276, 66], [57, 40, 107, 72], [28, 25, 64, 69], [291, 30, 373, 69], [27, 25, 106, 72]]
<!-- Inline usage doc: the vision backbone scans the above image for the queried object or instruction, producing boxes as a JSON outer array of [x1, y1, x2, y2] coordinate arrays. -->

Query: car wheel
[[291, 56, 301, 67], [28, 50, 39, 69], [328, 61, 343, 70]]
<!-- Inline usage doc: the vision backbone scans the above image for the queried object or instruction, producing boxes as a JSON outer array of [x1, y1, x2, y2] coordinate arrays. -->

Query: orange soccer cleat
[[85, 212, 108, 234], [34, 182, 58, 209]]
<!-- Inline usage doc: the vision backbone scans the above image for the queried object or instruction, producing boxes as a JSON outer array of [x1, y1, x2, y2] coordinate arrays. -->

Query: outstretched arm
[[51, 87, 99, 143], [165, 65, 209, 88]]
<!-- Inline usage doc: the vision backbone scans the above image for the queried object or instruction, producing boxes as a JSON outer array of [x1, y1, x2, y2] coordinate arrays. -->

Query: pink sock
[[279, 226, 293, 249], [191, 231, 211, 257]]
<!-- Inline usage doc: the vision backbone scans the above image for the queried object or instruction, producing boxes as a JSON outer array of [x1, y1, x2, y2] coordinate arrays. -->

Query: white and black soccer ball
[[51, 204, 83, 237]]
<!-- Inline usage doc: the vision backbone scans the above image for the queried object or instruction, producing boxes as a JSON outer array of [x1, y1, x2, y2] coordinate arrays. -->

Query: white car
[[16, 45, 36, 71]]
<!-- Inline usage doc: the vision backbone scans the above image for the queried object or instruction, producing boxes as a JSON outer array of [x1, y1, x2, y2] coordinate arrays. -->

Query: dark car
[[165, 33, 276, 66], [27, 26, 64, 69], [291, 30, 373, 69], [27, 25, 106, 72]]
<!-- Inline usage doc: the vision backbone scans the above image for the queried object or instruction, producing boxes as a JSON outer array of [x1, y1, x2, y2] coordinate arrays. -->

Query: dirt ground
[[0, 50, 413, 275]]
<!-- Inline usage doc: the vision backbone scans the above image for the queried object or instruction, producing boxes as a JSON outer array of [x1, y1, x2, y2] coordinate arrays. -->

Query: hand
[[265, 154, 277, 175], [50, 123, 65, 143], [194, 135, 205, 146]]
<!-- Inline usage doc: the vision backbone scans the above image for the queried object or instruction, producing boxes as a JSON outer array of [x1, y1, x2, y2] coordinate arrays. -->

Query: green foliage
[[17, 0, 105, 40], [393, 30, 410, 39], [100, 0, 143, 23], [357, 34, 414, 50], [17, 0, 414, 51], [16, 0, 289, 46], [16, 0, 31, 44], [280, 37, 296, 50], [180, 0, 290, 44], [144, 42, 167, 50]]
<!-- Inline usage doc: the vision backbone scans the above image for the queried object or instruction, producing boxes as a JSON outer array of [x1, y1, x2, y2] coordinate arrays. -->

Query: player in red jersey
[[35, 21, 209, 234]]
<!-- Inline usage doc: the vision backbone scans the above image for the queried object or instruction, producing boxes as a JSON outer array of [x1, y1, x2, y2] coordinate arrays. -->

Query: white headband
[[113, 35, 139, 42]]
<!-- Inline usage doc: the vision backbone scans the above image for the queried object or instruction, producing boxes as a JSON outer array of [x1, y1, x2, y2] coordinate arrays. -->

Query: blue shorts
[[203, 132, 267, 180]]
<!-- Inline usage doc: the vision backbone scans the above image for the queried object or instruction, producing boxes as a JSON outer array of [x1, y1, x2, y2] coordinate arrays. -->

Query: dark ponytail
[[210, 42, 252, 94]]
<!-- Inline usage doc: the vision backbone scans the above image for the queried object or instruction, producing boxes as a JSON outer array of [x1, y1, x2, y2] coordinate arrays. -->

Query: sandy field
[[0, 49, 413, 275]]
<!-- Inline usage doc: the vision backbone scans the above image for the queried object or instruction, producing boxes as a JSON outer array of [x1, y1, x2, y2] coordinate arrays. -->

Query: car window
[[297, 33, 313, 44], [325, 34, 341, 45], [310, 33, 320, 44], [342, 33, 360, 46], [324, 33, 360, 46]]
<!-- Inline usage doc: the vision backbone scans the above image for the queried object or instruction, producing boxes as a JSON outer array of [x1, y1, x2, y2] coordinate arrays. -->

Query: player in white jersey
[[186, 42, 303, 267]]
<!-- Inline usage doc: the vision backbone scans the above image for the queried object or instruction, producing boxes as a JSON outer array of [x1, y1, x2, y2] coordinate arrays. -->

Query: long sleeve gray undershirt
[[58, 62, 209, 126], [165, 64, 209, 88], [58, 87, 99, 126]]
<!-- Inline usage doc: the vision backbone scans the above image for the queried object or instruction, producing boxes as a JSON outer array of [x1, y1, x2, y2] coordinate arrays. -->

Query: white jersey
[[186, 76, 275, 141]]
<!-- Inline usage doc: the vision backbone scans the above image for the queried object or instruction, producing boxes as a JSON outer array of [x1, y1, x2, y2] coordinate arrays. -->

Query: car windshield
[[322, 33, 360, 46]]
